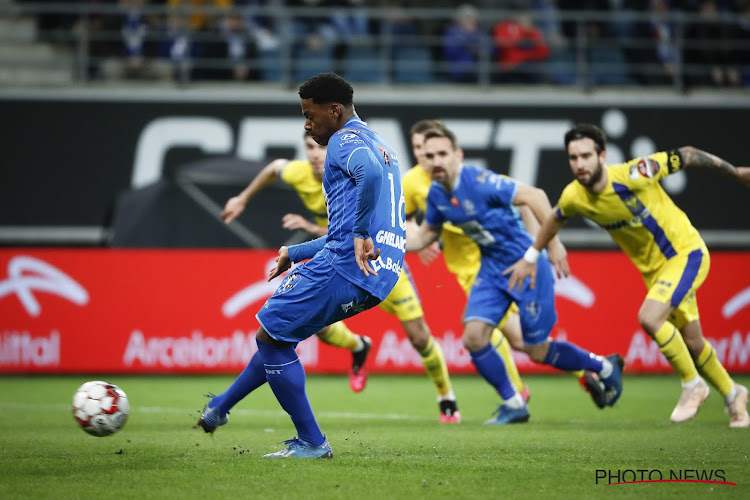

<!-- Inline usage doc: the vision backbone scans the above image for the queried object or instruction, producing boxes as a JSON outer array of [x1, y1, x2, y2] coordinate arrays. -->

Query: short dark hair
[[410, 119, 446, 137], [422, 127, 458, 150], [565, 123, 607, 153], [298, 73, 354, 107]]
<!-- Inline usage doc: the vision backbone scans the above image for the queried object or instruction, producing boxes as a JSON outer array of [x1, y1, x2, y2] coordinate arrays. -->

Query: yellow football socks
[[491, 329, 525, 393], [696, 340, 733, 397], [653, 322, 698, 383], [420, 336, 452, 397], [316, 321, 360, 351]]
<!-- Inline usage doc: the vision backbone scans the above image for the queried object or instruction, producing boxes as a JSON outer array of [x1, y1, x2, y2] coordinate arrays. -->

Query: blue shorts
[[256, 256, 380, 343], [464, 254, 557, 346]]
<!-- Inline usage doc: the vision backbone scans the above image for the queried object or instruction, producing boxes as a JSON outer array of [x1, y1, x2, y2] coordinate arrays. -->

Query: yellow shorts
[[378, 268, 424, 322], [645, 246, 710, 330], [454, 267, 519, 329]]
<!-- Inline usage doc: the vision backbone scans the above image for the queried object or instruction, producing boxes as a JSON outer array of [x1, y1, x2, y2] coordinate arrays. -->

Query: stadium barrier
[[2, 249, 748, 374]]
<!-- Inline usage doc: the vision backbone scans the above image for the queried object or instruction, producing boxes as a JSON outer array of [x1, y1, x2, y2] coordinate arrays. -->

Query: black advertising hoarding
[[2, 90, 749, 247]]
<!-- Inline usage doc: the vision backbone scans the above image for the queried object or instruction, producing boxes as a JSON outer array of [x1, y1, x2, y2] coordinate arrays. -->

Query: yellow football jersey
[[402, 164, 481, 277], [279, 160, 328, 228], [556, 150, 703, 277]]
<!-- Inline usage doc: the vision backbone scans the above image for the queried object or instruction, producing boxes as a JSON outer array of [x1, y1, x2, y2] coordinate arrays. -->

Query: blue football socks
[[543, 340, 604, 372], [256, 338, 325, 447], [209, 351, 267, 414], [470, 343, 517, 401]]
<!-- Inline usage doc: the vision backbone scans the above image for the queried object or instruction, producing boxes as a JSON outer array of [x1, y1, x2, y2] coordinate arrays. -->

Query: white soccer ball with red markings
[[72, 381, 130, 437]]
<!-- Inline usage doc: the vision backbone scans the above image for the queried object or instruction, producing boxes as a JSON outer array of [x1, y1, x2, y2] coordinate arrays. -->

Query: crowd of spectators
[[21, 0, 750, 87]]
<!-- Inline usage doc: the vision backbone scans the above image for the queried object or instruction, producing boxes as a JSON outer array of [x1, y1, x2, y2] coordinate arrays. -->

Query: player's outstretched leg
[[468, 336, 529, 425], [263, 436, 333, 459], [691, 338, 749, 428], [600, 354, 625, 407], [196, 350, 267, 433], [256, 338, 331, 458], [651, 322, 710, 421], [578, 371, 608, 409], [417, 334, 461, 423], [349, 335, 372, 393], [534, 339, 624, 407], [726, 384, 750, 428], [316, 322, 371, 393], [670, 378, 710, 423]]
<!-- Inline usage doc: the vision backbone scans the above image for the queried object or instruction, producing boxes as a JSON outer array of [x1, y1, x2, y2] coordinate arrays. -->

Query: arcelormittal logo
[[0, 256, 89, 316]]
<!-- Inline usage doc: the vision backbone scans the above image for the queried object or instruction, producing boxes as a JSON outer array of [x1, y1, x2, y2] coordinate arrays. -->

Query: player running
[[407, 126, 623, 425], [506, 123, 750, 427], [403, 119, 609, 408]]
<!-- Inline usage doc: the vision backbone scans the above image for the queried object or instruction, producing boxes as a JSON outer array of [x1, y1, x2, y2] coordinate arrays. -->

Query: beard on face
[[579, 160, 603, 188]]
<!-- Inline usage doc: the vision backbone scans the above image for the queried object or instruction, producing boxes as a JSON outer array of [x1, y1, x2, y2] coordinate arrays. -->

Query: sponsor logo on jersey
[[636, 158, 659, 178], [450, 196, 460, 207], [462, 199, 476, 215]]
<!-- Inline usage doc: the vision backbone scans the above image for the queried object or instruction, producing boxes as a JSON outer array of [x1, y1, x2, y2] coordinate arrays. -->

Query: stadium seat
[[545, 47, 577, 86], [293, 45, 334, 82], [258, 47, 283, 82], [392, 46, 434, 83], [343, 46, 385, 83], [589, 45, 633, 86]]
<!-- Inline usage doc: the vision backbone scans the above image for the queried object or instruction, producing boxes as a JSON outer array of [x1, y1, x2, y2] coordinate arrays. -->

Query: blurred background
[[1, 0, 748, 376], [2, 0, 750, 89]]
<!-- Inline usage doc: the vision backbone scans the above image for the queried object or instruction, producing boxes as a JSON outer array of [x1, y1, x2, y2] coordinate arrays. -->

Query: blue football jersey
[[318, 117, 406, 301], [425, 165, 532, 272]]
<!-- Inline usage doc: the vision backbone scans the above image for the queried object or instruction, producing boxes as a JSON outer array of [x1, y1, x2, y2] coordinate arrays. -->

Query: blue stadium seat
[[293, 46, 334, 82], [589, 45, 633, 86], [343, 46, 385, 83], [258, 47, 283, 82], [545, 47, 577, 86], [392, 46, 434, 83]]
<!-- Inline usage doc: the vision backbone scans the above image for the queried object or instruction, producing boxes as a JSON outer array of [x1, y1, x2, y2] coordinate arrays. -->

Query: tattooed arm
[[679, 146, 750, 186]]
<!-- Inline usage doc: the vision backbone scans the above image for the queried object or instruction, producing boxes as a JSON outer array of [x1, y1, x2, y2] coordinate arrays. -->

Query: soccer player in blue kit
[[406, 127, 623, 424], [197, 73, 406, 458]]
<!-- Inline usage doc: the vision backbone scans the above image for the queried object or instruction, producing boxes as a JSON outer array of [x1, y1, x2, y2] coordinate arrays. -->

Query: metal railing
[[1, 2, 749, 91]]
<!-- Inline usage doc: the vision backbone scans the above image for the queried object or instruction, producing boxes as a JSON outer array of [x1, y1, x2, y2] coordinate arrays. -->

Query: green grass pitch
[[1, 374, 748, 499]]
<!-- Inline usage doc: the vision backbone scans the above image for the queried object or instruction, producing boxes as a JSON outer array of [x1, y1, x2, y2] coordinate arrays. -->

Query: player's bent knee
[[523, 343, 548, 363]]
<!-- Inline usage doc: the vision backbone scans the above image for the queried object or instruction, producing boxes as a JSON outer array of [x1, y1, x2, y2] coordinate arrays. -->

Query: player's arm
[[678, 146, 750, 186], [405, 210, 442, 265], [222, 159, 289, 223], [282, 213, 328, 237], [349, 148, 383, 277], [504, 208, 568, 292], [405, 220, 441, 252], [512, 185, 568, 277]]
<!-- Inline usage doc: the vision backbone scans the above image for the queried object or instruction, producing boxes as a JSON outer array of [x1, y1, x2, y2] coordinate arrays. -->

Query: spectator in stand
[[735, 0, 750, 85], [167, 0, 232, 31], [201, 11, 261, 80], [684, 0, 740, 87], [627, 0, 680, 85], [441, 3, 486, 82], [492, 6, 550, 83], [98, 0, 174, 81], [158, 9, 199, 81]]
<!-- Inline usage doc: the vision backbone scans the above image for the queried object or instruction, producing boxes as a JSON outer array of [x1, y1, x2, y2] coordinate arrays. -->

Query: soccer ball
[[72, 381, 130, 437]]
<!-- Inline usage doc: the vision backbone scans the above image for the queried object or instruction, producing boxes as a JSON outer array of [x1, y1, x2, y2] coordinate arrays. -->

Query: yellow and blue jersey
[[556, 150, 703, 277], [402, 164, 481, 278], [279, 160, 329, 228]]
